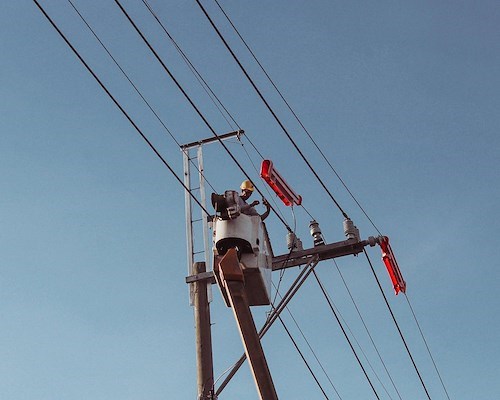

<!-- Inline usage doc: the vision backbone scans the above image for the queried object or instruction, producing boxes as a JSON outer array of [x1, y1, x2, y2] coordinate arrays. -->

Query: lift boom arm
[[218, 248, 278, 400]]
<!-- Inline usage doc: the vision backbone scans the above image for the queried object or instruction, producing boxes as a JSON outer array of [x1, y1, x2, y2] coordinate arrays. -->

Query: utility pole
[[181, 130, 243, 400], [182, 136, 385, 398]]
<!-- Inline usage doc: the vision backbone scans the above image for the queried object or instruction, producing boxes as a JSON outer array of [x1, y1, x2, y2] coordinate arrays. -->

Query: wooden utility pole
[[181, 131, 243, 399], [193, 261, 214, 399]]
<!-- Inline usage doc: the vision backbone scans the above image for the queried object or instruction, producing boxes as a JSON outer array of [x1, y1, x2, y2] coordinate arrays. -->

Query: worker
[[239, 180, 271, 221]]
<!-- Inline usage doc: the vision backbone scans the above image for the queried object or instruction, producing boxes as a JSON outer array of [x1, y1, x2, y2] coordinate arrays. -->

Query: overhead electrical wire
[[276, 220, 389, 398], [112, 0, 293, 232], [141, 0, 240, 132], [142, 0, 321, 227], [266, 208, 342, 398], [272, 282, 343, 400], [318, 265, 398, 400], [141, 1, 260, 169], [276, 314, 332, 399], [212, 0, 382, 236], [101, 1, 300, 313], [141, 0, 292, 183], [404, 294, 452, 400], [51, 6, 323, 397], [140, 0, 294, 228], [185, 1, 429, 391], [65, 0, 219, 197], [203, 6, 444, 398], [333, 259, 403, 400], [265, 210, 344, 399], [32, 0, 211, 217], [38, 2, 440, 399], [169, 1, 444, 396], [199, 15, 411, 394], [143, 0, 282, 212], [312, 269, 381, 400], [194, 0, 350, 221], [207, 13, 435, 396], [311, 228, 401, 398], [32, 6, 301, 400], [143, 0, 315, 227], [68, 0, 291, 253], [364, 249, 433, 400], [133, 16, 324, 398]]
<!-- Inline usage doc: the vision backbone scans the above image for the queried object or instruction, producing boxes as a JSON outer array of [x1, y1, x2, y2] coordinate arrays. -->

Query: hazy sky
[[1, 1, 499, 399]]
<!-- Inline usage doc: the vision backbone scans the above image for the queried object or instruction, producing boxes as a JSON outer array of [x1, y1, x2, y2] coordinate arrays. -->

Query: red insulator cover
[[260, 160, 302, 206], [379, 236, 406, 295]]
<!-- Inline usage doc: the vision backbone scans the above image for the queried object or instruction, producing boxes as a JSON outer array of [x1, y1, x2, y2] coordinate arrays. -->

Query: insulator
[[379, 236, 406, 295], [309, 220, 325, 246], [287, 232, 303, 251], [309, 220, 321, 236], [260, 160, 302, 206], [287, 232, 296, 250], [343, 218, 360, 241], [367, 236, 377, 247]]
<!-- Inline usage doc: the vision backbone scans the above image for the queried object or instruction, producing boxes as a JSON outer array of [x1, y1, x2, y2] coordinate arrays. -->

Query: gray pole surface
[[193, 262, 214, 399]]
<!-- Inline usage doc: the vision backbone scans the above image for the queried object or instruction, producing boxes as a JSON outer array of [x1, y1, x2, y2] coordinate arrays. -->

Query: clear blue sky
[[1, 1, 499, 399]]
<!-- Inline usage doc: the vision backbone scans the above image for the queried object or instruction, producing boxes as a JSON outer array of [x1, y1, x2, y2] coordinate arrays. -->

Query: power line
[[194, 0, 350, 221], [140, 0, 297, 230], [364, 249, 433, 399], [314, 229, 400, 399], [163, 5, 400, 395], [32, 0, 210, 217], [276, 314, 331, 399], [142, 0, 313, 230], [141, 0, 292, 219], [319, 265, 397, 400], [404, 294, 452, 400], [333, 259, 403, 400], [34, 3, 440, 399], [65, 0, 218, 195], [212, 0, 382, 235], [113, 0, 292, 232], [204, 21, 421, 400], [49, 7, 314, 397], [141, 0, 241, 132], [34, 4, 294, 398], [312, 269, 381, 399], [272, 282, 343, 400]]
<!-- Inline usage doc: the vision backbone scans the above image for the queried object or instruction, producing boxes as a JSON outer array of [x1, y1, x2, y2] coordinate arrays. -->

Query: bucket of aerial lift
[[212, 213, 273, 307]]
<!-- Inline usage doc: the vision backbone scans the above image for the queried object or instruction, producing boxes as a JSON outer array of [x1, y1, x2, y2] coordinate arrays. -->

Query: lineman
[[239, 180, 271, 221]]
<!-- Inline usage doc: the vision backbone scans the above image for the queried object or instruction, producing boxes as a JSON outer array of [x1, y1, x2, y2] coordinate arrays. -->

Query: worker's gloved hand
[[262, 198, 270, 207], [250, 200, 260, 207]]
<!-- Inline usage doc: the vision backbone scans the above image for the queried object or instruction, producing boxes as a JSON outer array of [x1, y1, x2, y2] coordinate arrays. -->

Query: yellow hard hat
[[240, 180, 254, 191]]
